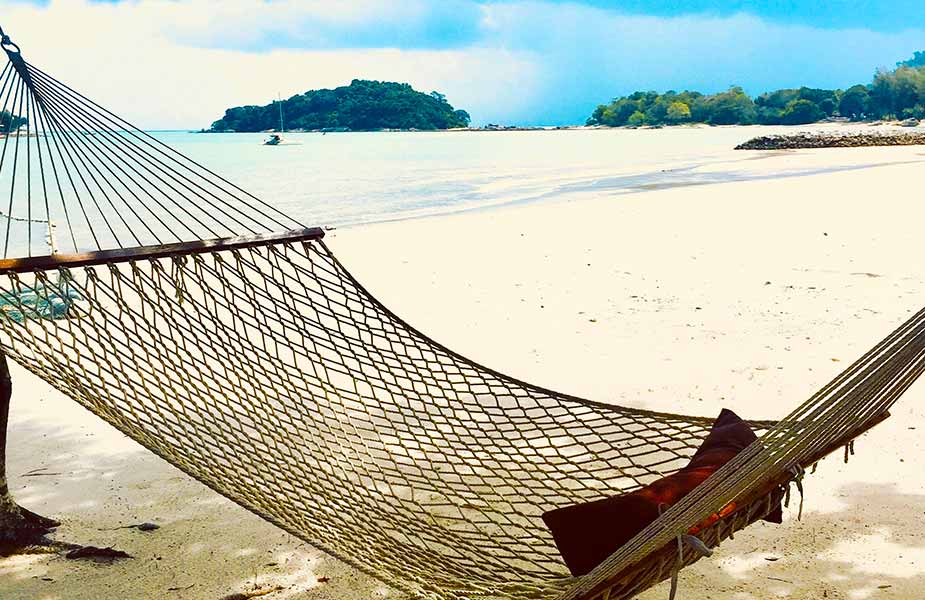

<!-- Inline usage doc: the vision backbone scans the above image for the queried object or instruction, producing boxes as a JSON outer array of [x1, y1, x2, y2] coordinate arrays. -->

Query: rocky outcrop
[[735, 131, 925, 150]]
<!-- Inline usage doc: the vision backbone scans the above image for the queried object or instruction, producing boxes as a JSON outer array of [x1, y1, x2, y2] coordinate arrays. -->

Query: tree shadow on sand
[[0, 407, 389, 600]]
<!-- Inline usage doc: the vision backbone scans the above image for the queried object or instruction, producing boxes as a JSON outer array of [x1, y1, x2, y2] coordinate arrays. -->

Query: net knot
[[0, 30, 20, 55]]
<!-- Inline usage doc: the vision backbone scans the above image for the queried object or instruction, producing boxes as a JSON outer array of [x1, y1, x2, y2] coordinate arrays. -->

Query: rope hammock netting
[[0, 26, 923, 600]]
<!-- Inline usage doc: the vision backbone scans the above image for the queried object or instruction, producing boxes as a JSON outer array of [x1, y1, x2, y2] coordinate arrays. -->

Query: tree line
[[210, 79, 470, 132], [588, 52, 925, 127]]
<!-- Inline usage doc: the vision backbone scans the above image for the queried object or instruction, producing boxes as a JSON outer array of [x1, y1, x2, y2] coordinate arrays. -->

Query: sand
[[2, 143, 925, 599]]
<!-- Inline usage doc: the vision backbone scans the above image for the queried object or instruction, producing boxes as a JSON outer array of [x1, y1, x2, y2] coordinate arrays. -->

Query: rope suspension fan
[[0, 25, 922, 600]]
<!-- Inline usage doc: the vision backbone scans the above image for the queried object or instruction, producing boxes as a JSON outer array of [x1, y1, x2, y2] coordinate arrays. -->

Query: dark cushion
[[542, 408, 781, 577]]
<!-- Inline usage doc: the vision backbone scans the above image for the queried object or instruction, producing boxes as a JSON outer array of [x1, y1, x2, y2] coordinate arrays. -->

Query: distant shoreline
[[197, 120, 923, 135], [198, 125, 602, 134]]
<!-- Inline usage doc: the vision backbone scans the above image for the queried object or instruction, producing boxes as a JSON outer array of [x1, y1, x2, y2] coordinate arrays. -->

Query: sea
[[1, 125, 917, 257], [154, 125, 908, 231]]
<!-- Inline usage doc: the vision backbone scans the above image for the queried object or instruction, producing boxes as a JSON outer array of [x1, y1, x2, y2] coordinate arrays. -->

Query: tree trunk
[[0, 350, 58, 551]]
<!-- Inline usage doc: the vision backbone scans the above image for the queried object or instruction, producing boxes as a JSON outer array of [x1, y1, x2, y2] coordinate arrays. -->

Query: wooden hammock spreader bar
[[0, 227, 325, 273]]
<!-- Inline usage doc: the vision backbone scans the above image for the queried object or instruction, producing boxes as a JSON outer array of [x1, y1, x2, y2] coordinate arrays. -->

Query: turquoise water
[[155, 128, 796, 229], [2, 126, 917, 257]]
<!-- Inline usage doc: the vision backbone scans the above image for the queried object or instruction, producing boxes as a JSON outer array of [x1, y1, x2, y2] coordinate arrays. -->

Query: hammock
[[0, 28, 923, 600]]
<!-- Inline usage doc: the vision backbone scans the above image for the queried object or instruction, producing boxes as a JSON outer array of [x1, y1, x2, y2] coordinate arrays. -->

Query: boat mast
[[278, 93, 284, 134]]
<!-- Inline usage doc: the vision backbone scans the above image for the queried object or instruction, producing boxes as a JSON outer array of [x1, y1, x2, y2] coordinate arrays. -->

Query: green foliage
[[755, 106, 784, 125], [819, 97, 837, 115], [210, 80, 470, 132], [755, 87, 838, 123], [589, 53, 925, 127], [781, 99, 825, 125], [589, 87, 757, 126], [701, 87, 757, 125], [588, 90, 703, 126], [453, 109, 471, 125], [898, 51, 925, 68], [793, 87, 839, 114], [755, 88, 801, 110], [839, 85, 870, 120], [868, 66, 925, 120], [626, 111, 647, 127], [666, 101, 691, 122]]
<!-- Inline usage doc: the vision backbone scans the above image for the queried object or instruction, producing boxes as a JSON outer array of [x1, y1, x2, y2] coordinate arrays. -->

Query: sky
[[3, 0, 925, 128]]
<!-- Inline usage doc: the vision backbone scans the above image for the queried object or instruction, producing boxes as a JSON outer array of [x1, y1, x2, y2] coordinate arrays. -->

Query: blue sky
[[5, 1, 925, 127], [535, 1, 924, 31]]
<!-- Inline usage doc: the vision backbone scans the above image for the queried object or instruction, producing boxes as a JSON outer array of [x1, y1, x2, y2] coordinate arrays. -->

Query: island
[[587, 51, 925, 127], [209, 79, 471, 133]]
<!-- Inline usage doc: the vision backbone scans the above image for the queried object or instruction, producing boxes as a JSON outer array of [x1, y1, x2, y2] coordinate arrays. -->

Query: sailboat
[[264, 94, 285, 146]]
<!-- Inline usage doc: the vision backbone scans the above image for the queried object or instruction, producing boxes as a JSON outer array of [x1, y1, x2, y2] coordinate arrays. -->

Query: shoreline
[[193, 125, 925, 236], [197, 120, 924, 135], [327, 154, 925, 236]]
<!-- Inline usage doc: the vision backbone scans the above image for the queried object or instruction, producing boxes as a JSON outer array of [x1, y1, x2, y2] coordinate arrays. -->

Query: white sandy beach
[[2, 142, 925, 599]]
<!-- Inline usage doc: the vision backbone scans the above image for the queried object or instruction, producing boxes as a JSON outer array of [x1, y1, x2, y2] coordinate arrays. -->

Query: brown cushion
[[542, 408, 781, 577]]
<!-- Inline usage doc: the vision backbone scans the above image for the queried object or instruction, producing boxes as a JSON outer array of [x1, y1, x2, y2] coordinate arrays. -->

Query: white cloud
[[3, 0, 925, 127], [158, 0, 485, 50], [481, 2, 925, 123], [3, 0, 536, 128]]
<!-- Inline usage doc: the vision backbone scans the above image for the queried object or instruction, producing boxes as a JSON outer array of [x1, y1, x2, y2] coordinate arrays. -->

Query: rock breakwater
[[736, 131, 925, 150]]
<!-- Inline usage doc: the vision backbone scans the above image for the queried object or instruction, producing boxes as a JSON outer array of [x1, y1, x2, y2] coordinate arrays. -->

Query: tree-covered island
[[209, 79, 470, 132], [588, 52, 925, 127]]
